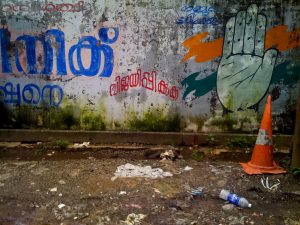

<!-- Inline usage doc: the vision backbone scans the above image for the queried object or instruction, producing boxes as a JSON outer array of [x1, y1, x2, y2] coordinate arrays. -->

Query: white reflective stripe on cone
[[255, 129, 273, 146]]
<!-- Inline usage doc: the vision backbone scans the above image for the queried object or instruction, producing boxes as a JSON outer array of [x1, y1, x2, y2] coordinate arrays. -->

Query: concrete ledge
[[0, 129, 292, 147]]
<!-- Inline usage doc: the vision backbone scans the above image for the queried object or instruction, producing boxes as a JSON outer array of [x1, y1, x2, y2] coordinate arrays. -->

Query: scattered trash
[[121, 213, 146, 225], [190, 187, 204, 197], [153, 188, 161, 194], [73, 142, 90, 148], [125, 203, 142, 209], [112, 163, 172, 180], [261, 176, 280, 191], [50, 187, 57, 192], [222, 203, 235, 211], [74, 213, 89, 220], [219, 189, 252, 208], [160, 150, 176, 161], [183, 166, 193, 171], [58, 193, 63, 197], [119, 191, 127, 195], [30, 203, 39, 208], [58, 203, 65, 209], [58, 180, 66, 185], [98, 216, 111, 224]]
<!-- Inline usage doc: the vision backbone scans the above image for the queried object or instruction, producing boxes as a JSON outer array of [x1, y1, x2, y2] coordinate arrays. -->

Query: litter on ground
[[112, 163, 173, 180], [121, 213, 146, 225], [73, 142, 90, 148]]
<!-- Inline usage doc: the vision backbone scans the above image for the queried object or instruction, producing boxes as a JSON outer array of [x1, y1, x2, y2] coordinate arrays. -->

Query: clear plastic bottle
[[219, 189, 252, 208]]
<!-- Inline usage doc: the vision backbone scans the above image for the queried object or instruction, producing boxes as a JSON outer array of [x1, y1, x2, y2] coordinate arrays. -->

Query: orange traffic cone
[[240, 95, 286, 175]]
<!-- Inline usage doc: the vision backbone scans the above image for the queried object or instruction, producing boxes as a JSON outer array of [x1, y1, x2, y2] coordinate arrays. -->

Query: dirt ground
[[0, 143, 299, 225]]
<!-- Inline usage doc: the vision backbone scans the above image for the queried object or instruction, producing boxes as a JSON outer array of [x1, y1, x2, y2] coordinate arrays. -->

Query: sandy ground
[[0, 143, 299, 225]]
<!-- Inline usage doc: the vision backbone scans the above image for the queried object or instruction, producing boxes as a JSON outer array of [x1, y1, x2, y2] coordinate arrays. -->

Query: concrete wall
[[0, 0, 299, 133]]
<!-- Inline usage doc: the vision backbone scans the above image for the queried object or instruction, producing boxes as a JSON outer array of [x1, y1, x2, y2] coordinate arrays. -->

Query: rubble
[[112, 163, 173, 180], [121, 213, 146, 225]]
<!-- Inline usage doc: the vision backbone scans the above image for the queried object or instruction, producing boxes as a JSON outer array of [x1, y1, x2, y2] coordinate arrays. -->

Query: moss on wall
[[1, 98, 107, 131], [126, 107, 182, 132], [80, 108, 106, 130]]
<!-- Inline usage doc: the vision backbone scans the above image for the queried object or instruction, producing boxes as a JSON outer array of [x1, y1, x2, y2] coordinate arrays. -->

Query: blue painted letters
[[0, 82, 63, 107], [0, 27, 118, 77], [176, 5, 219, 26]]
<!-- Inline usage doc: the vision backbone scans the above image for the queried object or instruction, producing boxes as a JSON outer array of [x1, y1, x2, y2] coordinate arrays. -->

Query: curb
[[0, 129, 292, 147]]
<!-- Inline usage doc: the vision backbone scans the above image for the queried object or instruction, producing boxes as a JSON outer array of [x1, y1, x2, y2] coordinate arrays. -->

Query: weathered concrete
[[0, 129, 292, 147], [0, 0, 299, 133]]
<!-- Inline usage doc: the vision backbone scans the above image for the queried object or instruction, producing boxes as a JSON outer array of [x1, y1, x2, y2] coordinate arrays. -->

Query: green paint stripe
[[181, 71, 216, 99], [181, 61, 300, 100]]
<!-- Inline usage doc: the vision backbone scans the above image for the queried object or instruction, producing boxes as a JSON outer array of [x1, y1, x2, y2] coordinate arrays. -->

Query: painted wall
[[0, 0, 299, 133]]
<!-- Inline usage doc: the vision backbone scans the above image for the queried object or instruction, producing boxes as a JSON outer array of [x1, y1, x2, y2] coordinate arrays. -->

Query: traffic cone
[[240, 95, 286, 174]]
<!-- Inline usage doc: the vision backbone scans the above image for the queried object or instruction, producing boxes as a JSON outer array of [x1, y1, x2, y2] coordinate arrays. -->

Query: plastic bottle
[[219, 189, 252, 208]]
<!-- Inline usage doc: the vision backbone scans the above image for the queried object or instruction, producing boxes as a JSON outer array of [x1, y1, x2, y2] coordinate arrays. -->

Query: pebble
[[50, 187, 57, 192], [58, 180, 66, 185], [58, 203, 65, 209], [217, 180, 227, 187], [222, 204, 234, 212], [175, 218, 189, 225]]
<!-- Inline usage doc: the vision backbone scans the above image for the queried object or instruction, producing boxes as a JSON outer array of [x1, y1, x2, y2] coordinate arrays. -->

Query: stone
[[217, 180, 227, 187], [222, 204, 234, 212]]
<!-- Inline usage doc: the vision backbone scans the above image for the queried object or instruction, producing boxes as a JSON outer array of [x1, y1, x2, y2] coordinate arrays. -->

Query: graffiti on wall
[[0, 82, 63, 107], [217, 4, 278, 111], [0, 27, 119, 77], [181, 4, 300, 112], [110, 69, 179, 100], [176, 5, 219, 26], [1, 1, 87, 13]]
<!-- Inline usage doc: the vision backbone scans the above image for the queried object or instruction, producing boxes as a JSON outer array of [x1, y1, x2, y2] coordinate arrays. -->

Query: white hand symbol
[[217, 4, 278, 111]]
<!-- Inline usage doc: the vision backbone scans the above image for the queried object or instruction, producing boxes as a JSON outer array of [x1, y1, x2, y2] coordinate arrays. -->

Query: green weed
[[226, 136, 256, 148], [207, 133, 216, 146], [192, 151, 204, 162], [51, 139, 70, 150]]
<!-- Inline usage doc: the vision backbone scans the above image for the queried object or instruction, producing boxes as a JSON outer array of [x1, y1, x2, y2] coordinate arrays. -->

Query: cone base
[[240, 161, 286, 175]]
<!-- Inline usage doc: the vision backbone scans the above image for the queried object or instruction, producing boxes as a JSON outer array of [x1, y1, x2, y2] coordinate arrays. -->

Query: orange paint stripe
[[182, 25, 300, 63], [265, 25, 300, 51]]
